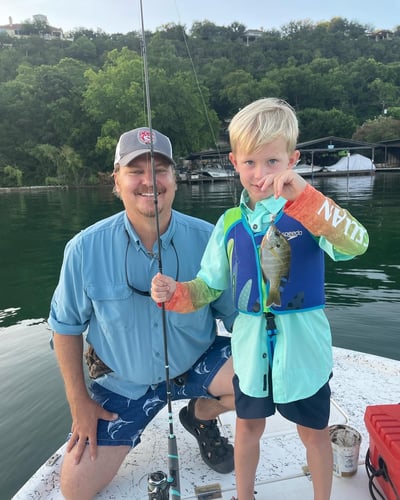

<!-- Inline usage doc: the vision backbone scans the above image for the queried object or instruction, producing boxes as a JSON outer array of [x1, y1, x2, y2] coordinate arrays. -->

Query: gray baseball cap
[[114, 127, 175, 167]]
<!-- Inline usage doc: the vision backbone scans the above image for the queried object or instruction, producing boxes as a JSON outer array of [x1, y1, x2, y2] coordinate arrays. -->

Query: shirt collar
[[123, 211, 175, 252], [240, 189, 286, 217]]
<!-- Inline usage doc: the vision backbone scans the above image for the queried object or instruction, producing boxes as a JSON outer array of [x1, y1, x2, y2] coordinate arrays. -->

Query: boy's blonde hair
[[228, 98, 299, 155]]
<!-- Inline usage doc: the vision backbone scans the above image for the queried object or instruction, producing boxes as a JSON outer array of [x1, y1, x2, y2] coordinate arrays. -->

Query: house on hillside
[[0, 14, 64, 40], [242, 29, 264, 45], [367, 29, 393, 41]]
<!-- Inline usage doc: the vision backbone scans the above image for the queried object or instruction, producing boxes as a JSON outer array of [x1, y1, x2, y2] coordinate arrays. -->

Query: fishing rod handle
[[168, 435, 181, 498]]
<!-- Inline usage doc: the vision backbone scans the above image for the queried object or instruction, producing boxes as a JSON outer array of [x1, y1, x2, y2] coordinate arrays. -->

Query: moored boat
[[294, 164, 323, 175], [178, 164, 236, 182], [199, 164, 236, 179]]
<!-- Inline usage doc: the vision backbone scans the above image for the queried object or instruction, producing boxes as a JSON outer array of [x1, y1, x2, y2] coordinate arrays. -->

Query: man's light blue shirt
[[48, 210, 236, 399]]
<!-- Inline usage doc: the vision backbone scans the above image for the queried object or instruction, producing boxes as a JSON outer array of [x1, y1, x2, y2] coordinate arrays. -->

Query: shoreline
[[1, 167, 399, 192]]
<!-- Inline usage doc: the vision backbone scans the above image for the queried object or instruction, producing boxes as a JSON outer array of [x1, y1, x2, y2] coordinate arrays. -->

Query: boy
[[151, 98, 369, 500]]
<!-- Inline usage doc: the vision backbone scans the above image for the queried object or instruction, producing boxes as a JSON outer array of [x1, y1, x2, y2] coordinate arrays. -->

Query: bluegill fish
[[260, 223, 291, 307]]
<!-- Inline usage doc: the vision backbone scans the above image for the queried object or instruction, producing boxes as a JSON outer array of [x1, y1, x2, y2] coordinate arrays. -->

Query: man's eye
[[155, 167, 170, 175]]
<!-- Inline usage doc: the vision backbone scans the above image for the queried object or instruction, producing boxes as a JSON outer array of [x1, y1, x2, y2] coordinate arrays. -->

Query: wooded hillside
[[1, 17, 399, 186]]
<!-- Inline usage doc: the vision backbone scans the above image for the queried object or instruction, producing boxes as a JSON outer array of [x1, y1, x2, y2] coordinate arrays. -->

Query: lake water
[[1, 172, 399, 499]]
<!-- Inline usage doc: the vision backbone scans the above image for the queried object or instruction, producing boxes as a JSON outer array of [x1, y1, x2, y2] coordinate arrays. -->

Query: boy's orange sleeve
[[162, 278, 223, 313], [163, 282, 196, 313], [284, 183, 369, 255]]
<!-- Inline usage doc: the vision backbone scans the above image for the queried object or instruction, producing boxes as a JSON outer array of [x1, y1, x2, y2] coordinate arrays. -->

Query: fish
[[260, 223, 291, 307]]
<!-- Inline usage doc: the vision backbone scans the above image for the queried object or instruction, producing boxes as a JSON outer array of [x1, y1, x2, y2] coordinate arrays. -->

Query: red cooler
[[364, 404, 400, 500]]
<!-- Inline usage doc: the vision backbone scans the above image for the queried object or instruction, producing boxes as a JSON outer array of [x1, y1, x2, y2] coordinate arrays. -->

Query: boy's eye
[[268, 159, 278, 166]]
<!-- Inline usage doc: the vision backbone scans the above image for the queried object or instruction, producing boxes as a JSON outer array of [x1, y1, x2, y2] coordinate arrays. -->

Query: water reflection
[[312, 173, 376, 200], [1, 173, 399, 324]]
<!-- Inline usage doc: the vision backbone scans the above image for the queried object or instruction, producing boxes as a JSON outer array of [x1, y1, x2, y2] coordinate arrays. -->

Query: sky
[[0, 0, 399, 34]]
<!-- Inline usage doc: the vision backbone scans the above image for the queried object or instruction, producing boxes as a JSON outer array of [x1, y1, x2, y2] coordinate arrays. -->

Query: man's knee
[[60, 445, 129, 499]]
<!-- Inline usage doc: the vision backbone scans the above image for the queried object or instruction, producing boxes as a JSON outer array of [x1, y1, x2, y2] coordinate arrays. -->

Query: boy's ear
[[229, 152, 238, 170], [288, 150, 301, 169]]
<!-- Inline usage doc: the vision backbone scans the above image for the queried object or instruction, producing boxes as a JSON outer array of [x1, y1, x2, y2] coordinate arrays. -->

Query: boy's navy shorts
[[233, 372, 331, 430], [78, 335, 231, 448]]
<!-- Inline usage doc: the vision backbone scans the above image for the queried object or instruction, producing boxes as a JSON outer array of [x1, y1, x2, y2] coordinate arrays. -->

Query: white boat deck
[[13, 346, 399, 499]]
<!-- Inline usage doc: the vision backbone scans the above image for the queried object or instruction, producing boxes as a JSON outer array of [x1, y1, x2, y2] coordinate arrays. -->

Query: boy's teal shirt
[[197, 189, 365, 402]]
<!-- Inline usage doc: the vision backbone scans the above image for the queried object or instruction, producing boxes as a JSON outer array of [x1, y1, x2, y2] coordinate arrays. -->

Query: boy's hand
[[151, 272, 177, 302], [259, 170, 308, 201]]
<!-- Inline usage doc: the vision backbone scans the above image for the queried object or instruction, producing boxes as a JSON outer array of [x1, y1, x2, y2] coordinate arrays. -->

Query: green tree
[[298, 108, 357, 141], [148, 69, 220, 157], [57, 145, 84, 185], [0, 40, 23, 82], [0, 58, 90, 184], [1, 165, 23, 186], [83, 48, 146, 167], [333, 58, 387, 120], [30, 144, 60, 181], [20, 18, 51, 37], [352, 116, 400, 142], [83, 47, 219, 163], [220, 69, 261, 116], [65, 36, 97, 63]]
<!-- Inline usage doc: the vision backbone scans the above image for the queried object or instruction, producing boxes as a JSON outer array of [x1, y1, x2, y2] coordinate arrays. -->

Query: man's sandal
[[179, 398, 234, 474]]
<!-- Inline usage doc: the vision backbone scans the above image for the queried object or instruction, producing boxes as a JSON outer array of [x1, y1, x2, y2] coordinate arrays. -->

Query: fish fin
[[266, 288, 281, 307]]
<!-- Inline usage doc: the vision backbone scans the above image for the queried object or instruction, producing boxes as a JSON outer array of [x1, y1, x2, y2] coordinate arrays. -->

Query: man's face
[[114, 153, 176, 220]]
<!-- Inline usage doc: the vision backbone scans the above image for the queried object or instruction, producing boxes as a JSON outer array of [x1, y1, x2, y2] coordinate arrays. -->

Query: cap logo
[[138, 129, 155, 145]]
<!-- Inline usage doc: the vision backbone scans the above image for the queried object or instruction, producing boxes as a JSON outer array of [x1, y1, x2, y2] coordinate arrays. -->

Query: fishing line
[[139, 1, 181, 498], [172, 2, 239, 206]]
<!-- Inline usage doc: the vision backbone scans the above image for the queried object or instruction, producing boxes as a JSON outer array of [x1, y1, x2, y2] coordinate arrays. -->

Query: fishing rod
[[138, 1, 181, 499]]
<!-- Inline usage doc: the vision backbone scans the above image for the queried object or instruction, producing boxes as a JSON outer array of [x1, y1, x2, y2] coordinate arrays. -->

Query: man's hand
[[67, 398, 118, 464]]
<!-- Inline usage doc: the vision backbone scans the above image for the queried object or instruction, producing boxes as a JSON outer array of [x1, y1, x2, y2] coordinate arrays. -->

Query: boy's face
[[229, 137, 300, 207]]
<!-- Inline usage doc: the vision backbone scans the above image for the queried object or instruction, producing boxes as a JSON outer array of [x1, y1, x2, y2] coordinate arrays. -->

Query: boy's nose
[[254, 163, 267, 178]]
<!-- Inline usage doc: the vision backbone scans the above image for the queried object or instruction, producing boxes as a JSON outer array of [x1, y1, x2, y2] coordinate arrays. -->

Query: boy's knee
[[298, 425, 330, 447], [237, 417, 266, 438]]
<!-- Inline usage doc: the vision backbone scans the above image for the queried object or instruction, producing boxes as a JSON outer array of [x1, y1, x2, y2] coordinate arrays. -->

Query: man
[[49, 127, 236, 499]]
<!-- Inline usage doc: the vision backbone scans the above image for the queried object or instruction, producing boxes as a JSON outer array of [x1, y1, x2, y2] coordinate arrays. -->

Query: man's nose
[[143, 165, 156, 184]]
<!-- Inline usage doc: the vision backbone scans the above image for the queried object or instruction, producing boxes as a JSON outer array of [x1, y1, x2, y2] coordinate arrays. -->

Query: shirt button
[[262, 353, 267, 358], [154, 322, 158, 328], [155, 352, 160, 357], [252, 224, 258, 230]]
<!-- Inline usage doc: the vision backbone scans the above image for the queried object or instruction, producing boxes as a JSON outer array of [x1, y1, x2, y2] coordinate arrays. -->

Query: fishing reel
[[147, 470, 169, 499]]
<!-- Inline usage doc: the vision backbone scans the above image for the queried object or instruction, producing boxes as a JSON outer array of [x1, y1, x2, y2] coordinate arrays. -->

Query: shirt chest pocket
[[86, 284, 133, 329]]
